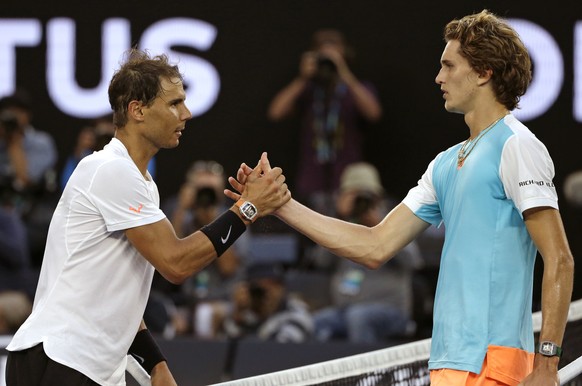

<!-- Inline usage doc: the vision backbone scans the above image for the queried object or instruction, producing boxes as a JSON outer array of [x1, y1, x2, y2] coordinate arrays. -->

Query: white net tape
[[209, 298, 582, 386], [560, 355, 582, 385]]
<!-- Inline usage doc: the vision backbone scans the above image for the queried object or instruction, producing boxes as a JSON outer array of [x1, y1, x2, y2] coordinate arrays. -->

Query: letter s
[[140, 18, 219, 117]]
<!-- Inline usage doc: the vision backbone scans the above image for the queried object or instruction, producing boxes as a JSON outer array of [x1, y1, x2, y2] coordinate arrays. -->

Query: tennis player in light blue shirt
[[264, 9, 574, 386], [403, 113, 557, 375]]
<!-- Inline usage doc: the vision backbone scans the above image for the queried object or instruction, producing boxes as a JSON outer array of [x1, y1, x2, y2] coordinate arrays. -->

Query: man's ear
[[128, 100, 145, 122], [477, 68, 493, 86]]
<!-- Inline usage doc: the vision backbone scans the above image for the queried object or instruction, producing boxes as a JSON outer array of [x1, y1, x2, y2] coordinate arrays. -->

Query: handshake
[[224, 152, 291, 222]]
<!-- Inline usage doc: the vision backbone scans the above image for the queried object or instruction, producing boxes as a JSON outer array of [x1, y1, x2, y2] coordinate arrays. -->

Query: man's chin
[[444, 104, 463, 115], [164, 140, 180, 149]]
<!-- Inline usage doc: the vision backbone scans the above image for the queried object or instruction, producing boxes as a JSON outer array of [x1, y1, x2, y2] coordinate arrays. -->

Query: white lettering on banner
[[140, 18, 220, 118], [0, 19, 41, 96], [575, 22, 582, 121], [0, 17, 219, 119], [509, 19, 564, 122], [47, 18, 130, 117], [0, 18, 579, 122]]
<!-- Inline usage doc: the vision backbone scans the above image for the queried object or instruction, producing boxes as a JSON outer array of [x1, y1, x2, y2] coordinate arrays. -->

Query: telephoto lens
[[194, 186, 217, 208]]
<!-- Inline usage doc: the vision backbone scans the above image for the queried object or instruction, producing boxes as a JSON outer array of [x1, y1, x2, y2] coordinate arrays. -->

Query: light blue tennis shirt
[[402, 114, 558, 373]]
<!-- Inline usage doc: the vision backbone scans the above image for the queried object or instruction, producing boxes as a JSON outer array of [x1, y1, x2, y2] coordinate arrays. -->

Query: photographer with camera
[[0, 91, 57, 300], [0, 92, 57, 214], [170, 160, 228, 238], [268, 29, 382, 216], [310, 163, 422, 344], [221, 263, 313, 343]]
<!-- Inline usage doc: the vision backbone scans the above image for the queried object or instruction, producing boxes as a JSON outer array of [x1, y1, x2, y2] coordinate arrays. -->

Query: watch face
[[240, 202, 257, 220], [539, 341, 557, 356]]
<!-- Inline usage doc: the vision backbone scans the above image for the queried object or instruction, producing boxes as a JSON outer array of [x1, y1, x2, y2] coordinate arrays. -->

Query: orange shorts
[[429, 345, 534, 386]]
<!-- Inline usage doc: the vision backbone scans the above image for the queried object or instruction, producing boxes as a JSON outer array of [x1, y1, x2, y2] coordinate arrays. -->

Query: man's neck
[[464, 105, 509, 139], [114, 130, 156, 177]]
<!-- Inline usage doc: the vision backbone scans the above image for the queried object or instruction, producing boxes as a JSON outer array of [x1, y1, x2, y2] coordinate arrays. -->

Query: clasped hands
[[224, 152, 291, 218]]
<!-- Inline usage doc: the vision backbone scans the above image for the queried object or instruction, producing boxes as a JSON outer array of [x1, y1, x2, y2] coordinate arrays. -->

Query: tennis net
[[207, 298, 582, 386]]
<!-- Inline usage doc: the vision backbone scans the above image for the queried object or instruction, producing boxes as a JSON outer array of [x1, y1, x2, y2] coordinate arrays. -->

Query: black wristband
[[128, 329, 166, 374], [200, 209, 247, 256]]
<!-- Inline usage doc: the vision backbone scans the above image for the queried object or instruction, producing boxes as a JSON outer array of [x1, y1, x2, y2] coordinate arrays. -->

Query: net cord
[[210, 299, 582, 386], [210, 339, 431, 386], [559, 355, 582, 385]]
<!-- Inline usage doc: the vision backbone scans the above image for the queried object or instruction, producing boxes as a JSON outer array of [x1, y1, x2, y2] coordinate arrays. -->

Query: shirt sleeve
[[402, 156, 443, 227], [500, 133, 558, 215], [89, 158, 166, 232]]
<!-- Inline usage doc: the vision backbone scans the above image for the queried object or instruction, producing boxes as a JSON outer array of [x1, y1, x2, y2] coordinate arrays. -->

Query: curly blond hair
[[444, 10, 532, 111]]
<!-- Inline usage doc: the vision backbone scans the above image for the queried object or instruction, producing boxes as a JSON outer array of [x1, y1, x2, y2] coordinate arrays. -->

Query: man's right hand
[[229, 152, 290, 219]]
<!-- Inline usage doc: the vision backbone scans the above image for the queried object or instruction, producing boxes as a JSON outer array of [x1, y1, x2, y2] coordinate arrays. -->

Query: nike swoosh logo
[[221, 226, 232, 244], [132, 353, 145, 364]]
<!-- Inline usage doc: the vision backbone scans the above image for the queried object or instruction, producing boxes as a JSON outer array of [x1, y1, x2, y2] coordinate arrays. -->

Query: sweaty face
[[435, 40, 480, 115], [141, 76, 192, 149]]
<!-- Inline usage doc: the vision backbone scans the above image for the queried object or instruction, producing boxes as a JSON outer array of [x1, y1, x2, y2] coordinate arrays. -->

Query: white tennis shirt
[[7, 138, 166, 385]]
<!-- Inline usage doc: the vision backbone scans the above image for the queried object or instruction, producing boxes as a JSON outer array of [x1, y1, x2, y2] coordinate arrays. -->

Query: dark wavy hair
[[444, 10, 532, 111], [108, 49, 183, 127]]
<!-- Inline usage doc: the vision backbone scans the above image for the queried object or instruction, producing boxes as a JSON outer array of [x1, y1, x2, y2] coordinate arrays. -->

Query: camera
[[249, 283, 266, 304], [316, 55, 337, 73], [194, 186, 218, 208], [315, 54, 337, 85]]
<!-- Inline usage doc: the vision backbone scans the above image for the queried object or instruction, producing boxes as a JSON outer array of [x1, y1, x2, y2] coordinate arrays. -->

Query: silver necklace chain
[[457, 117, 504, 169]]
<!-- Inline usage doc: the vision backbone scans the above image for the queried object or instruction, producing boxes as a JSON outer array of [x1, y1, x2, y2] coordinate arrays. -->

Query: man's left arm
[[129, 320, 177, 386], [521, 207, 574, 385]]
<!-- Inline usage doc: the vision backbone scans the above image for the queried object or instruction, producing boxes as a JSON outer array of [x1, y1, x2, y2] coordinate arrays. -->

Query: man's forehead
[[441, 40, 466, 63], [442, 40, 460, 55], [159, 76, 185, 96]]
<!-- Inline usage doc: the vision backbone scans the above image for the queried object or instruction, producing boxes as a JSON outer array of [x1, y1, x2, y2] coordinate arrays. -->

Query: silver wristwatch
[[536, 341, 563, 357], [235, 199, 258, 223]]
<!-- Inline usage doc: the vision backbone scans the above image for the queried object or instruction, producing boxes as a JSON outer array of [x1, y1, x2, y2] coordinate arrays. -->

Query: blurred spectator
[[221, 263, 313, 343], [0, 90, 58, 266], [0, 291, 32, 334], [563, 170, 582, 208], [0, 91, 57, 201], [60, 124, 97, 191], [60, 114, 156, 190], [309, 162, 422, 344], [148, 160, 249, 338], [169, 160, 228, 237], [268, 29, 382, 215], [0, 207, 37, 300]]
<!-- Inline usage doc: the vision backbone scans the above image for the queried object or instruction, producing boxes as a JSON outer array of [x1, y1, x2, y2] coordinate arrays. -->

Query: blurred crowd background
[[1, 0, 582, 348]]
